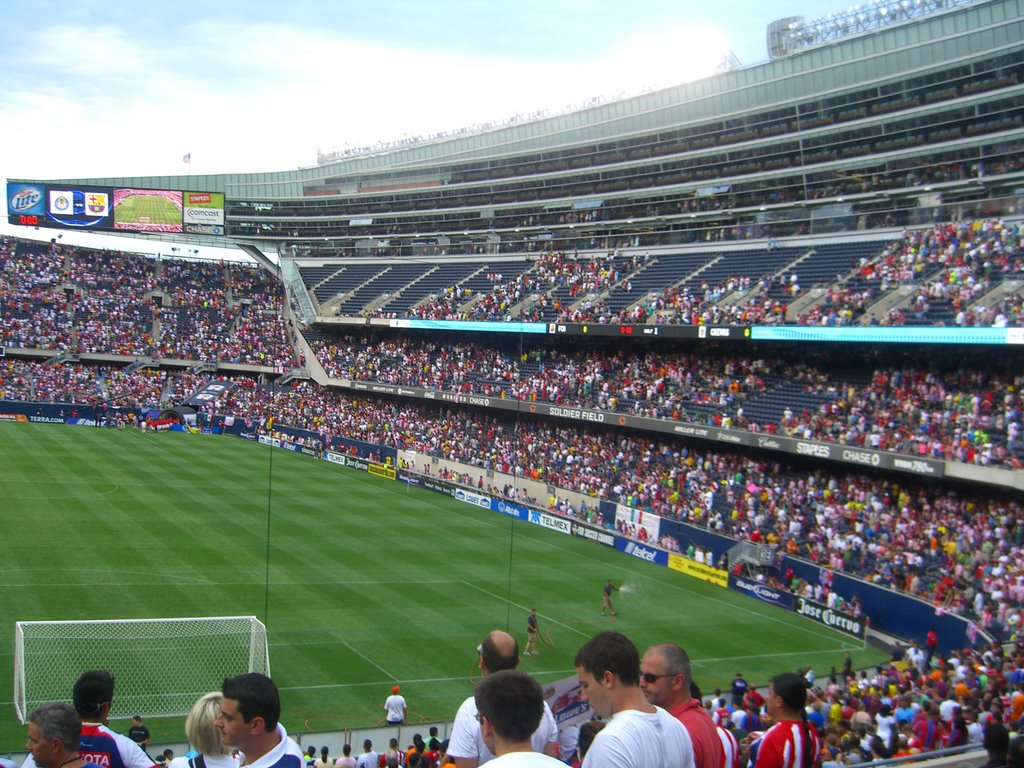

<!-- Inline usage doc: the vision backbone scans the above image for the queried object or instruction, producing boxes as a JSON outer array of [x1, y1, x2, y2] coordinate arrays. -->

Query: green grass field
[[114, 194, 181, 226], [0, 423, 887, 750]]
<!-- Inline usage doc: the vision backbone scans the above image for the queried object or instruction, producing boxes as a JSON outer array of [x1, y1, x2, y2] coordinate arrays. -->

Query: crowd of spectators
[[4, 358, 1024, 639], [307, 335, 1023, 467], [4, 227, 1024, 630], [362, 220, 1024, 327], [0, 239, 74, 349], [0, 238, 297, 368], [709, 641, 1024, 765]]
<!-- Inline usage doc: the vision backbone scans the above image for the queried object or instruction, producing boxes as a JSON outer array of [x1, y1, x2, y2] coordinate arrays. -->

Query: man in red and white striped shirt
[[750, 673, 820, 768]]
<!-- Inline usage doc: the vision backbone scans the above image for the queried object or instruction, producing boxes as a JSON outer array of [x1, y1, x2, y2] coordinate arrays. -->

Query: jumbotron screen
[[7, 182, 225, 236]]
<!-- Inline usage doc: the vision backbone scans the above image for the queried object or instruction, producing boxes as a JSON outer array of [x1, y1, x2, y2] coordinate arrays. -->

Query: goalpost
[[13, 616, 270, 724]]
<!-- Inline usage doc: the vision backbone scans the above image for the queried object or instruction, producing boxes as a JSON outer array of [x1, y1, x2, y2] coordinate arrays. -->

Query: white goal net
[[14, 616, 270, 723]]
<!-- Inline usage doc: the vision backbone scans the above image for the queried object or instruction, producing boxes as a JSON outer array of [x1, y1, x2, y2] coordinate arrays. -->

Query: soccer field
[[0, 423, 886, 750], [114, 194, 181, 226]]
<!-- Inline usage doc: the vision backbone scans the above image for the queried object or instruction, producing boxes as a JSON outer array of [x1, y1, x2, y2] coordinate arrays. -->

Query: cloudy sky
[[0, 0, 833, 253]]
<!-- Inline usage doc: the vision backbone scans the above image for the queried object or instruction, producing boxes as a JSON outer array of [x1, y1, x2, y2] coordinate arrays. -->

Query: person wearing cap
[[383, 686, 407, 726], [23, 670, 157, 768]]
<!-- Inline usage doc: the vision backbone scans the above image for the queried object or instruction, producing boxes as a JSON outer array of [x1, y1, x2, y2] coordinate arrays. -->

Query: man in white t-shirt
[[383, 686, 407, 725], [447, 631, 560, 767], [353, 742, 376, 768], [474, 670, 566, 767], [574, 631, 695, 768]]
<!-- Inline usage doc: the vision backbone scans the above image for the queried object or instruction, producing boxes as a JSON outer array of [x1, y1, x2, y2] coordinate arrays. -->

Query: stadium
[[2, 0, 1023, 764]]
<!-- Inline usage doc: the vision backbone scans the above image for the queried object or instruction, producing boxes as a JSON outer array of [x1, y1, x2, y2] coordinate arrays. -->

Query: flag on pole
[[182, 153, 191, 164]]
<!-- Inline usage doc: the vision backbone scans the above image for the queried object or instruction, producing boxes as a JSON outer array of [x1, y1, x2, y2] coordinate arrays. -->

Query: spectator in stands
[[574, 631, 694, 768], [215, 673, 303, 768], [640, 643, 722, 768], [473, 670, 565, 766], [982, 723, 1010, 768], [25, 703, 101, 768], [335, 745, 357, 768], [168, 693, 239, 768], [353, 742, 377, 768], [748, 672, 820, 768], [447, 631, 559, 767], [24, 670, 159, 768]]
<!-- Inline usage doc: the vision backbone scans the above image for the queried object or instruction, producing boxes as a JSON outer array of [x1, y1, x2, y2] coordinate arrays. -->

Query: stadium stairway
[[237, 244, 280, 276]]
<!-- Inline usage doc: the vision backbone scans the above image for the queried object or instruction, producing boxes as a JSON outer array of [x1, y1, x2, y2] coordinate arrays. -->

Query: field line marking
[[342, 641, 398, 681], [277, 668, 574, 693], [695, 646, 858, 667], [462, 581, 590, 640], [502, 525, 853, 648], [366, 481, 841, 646]]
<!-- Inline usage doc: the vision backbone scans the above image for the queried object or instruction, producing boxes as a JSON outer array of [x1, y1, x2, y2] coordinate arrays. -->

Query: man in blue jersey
[[22, 670, 156, 768], [216, 673, 304, 768]]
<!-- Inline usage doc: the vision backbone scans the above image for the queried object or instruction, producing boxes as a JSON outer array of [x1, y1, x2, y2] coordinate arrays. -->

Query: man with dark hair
[[574, 631, 694, 768], [377, 738, 404, 768], [524, 610, 540, 658], [25, 703, 103, 768], [355, 741, 377, 768], [982, 722, 1010, 768], [641, 643, 724, 768], [730, 674, 749, 708], [749, 672, 821, 768], [601, 580, 617, 617], [474, 670, 565, 766], [23, 671, 156, 768], [215, 672, 304, 768], [127, 717, 150, 754], [447, 631, 559, 767]]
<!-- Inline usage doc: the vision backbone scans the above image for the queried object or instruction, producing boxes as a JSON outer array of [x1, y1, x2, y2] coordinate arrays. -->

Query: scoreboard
[[7, 181, 225, 236]]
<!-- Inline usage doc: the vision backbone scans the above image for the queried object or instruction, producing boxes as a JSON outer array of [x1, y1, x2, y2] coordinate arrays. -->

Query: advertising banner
[[614, 504, 661, 543], [492, 498, 530, 521], [792, 596, 866, 638], [454, 488, 491, 508], [728, 575, 795, 609], [573, 522, 616, 548], [527, 509, 572, 535], [183, 191, 226, 235], [614, 538, 669, 566], [544, 676, 594, 728], [668, 554, 728, 587]]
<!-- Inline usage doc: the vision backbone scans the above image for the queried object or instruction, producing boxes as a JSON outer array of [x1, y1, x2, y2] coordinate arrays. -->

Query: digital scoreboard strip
[[6, 182, 225, 236]]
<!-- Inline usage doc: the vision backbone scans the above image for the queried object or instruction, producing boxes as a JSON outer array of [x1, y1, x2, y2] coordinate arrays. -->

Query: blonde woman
[[169, 693, 240, 768]]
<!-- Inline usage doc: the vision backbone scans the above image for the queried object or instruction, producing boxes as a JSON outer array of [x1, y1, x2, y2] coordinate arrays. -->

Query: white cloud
[[1, 17, 731, 182]]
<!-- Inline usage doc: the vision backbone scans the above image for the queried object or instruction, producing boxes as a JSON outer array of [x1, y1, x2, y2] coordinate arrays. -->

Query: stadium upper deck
[[12, 0, 1023, 263]]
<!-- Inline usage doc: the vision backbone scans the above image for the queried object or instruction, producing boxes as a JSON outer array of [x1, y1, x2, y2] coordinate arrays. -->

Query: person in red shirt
[[640, 643, 726, 768], [751, 673, 821, 768]]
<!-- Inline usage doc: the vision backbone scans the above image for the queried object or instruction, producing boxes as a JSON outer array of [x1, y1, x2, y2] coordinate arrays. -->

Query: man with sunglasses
[[574, 631, 694, 768], [640, 644, 725, 768]]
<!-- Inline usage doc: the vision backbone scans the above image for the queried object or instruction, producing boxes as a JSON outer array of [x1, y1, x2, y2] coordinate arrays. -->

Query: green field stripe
[[0, 424, 887, 750]]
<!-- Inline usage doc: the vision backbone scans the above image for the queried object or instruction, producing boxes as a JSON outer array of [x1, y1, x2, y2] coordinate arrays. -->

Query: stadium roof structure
[[8, 0, 1023, 265]]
